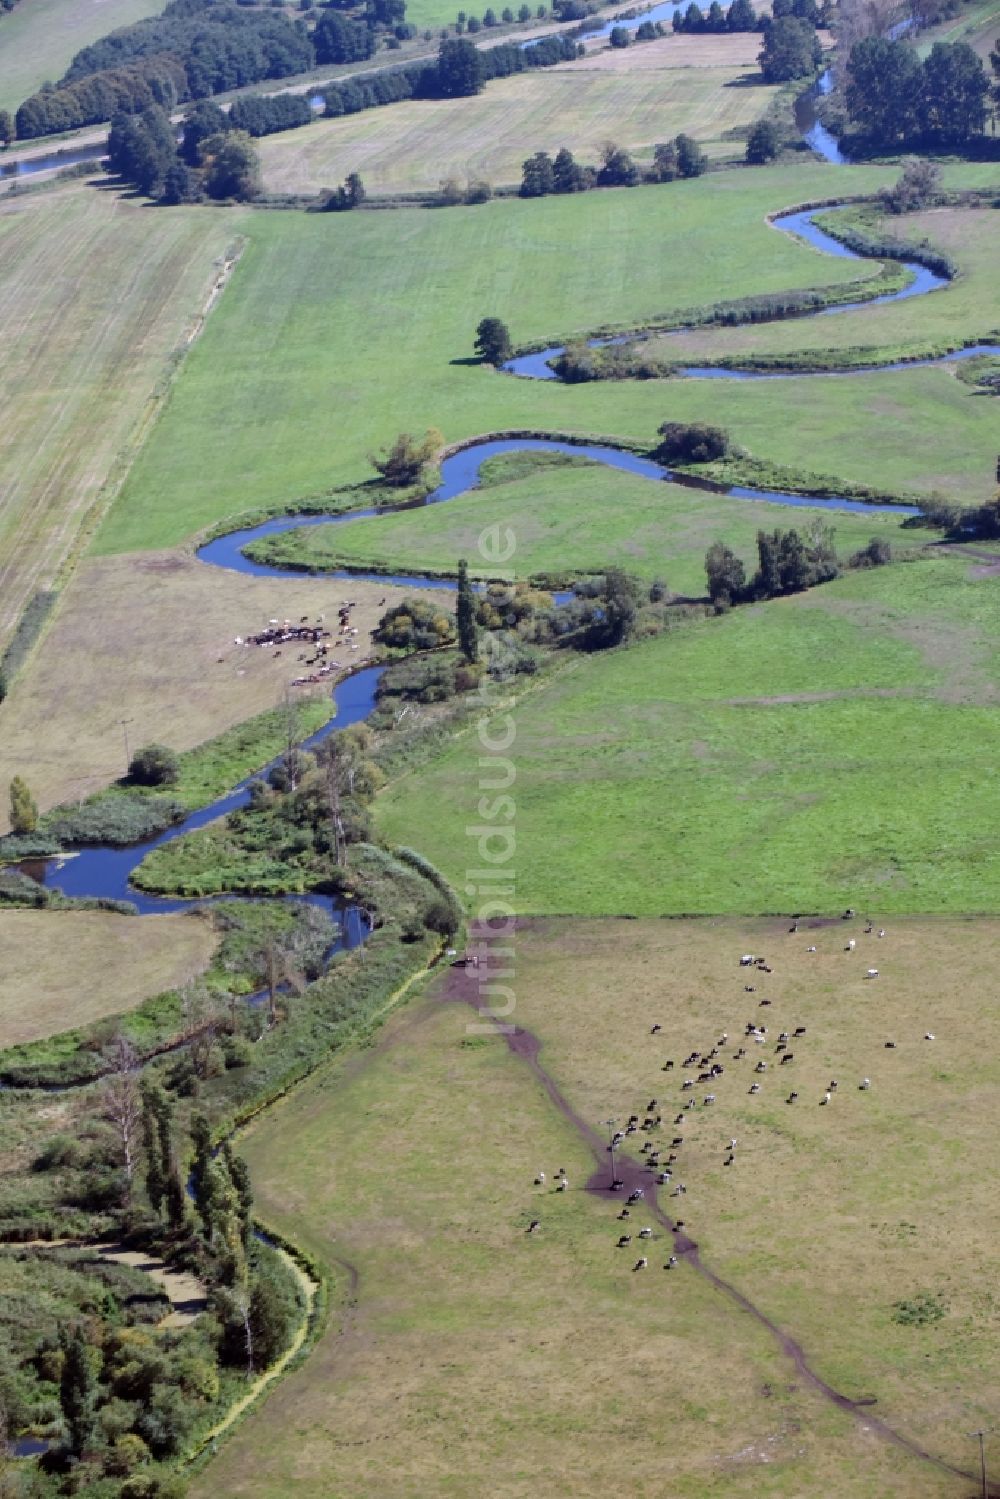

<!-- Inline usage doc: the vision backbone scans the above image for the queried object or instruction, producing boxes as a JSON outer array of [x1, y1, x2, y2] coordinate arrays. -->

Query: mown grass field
[[0, 908, 215, 1046], [914, 0, 999, 59], [251, 456, 922, 595], [0, 183, 243, 650], [663, 200, 1000, 364], [0, 0, 166, 117], [98, 162, 1000, 559], [191, 915, 1000, 1497], [377, 552, 1000, 915], [0, 553, 414, 822], [259, 40, 775, 194]]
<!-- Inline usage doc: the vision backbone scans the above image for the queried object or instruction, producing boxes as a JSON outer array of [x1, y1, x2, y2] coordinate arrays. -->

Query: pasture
[[663, 200, 1000, 365], [258, 45, 777, 195], [0, 183, 243, 651], [376, 551, 1000, 915], [189, 914, 999, 1497], [99, 162, 1000, 559], [248, 454, 922, 595], [0, 551, 413, 822], [0, 0, 166, 118], [0, 908, 215, 1047]]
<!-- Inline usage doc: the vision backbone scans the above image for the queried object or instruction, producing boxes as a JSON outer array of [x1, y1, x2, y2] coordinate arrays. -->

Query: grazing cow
[[666, 1255, 678, 1268], [651, 1024, 662, 1034], [634, 1258, 648, 1271], [820, 1092, 831, 1105], [674, 1221, 685, 1231], [639, 1227, 652, 1239], [740, 954, 754, 966], [745, 985, 757, 993], [719, 1032, 728, 1045], [829, 1080, 838, 1091], [663, 1060, 674, 1071], [724, 1155, 734, 1166], [672, 1137, 684, 1147], [846, 940, 856, 952], [647, 1100, 658, 1111], [711, 1064, 724, 1077], [787, 1092, 798, 1103], [617, 1235, 632, 1247], [759, 998, 772, 1006], [794, 1026, 806, 1036], [734, 1047, 747, 1060], [866, 969, 879, 979], [807, 945, 817, 953], [703, 1094, 716, 1106], [776, 1041, 787, 1052], [618, 1208, 631, 1220], [925, 1033, 935, 1041], [557, 1179, 568, 1192], [780, 1053, 794, 1065], [885, 1040, 896, 1049], [755, 1061, 767, 1073], [658, 1172, 672, 1184], [878, 929, 885, 938], [682, 1080, 694, 1091], [779, 1032, 789, 1042], [859, 1078, 871, 1090], [749, 1083, 761, 1095], [528, 1220, 540, 1233], [674, 1114, 685, 1126], [535, 1173, 546, 1185]]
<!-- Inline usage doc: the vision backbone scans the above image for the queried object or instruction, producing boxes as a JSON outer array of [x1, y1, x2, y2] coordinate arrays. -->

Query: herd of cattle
[[530, 916, 937, 1272]]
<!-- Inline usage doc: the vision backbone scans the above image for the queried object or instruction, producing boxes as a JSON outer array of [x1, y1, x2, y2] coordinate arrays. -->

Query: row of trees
[[453, 2, 548, 30], [16, 1, 317, 138], [321, 30, 580, 118], [672, 0, 760, 33], [520, 134, 707, 197], [845, 37, 991, 146], [705, 526, 857, 609], [758, 13, 823, 81]]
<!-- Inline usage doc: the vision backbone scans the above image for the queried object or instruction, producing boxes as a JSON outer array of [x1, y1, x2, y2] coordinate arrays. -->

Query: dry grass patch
[[0, 549, 417, 821], [0, 908, 215, 1047], [193, 994, 942, 1499], [260, 62, 780, 195], [0, 183, 243, 651], [506, 915, 1000, 1479]]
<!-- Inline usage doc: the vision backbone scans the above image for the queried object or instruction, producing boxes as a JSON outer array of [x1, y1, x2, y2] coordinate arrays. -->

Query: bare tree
[[101, 1035, 141, 1201]]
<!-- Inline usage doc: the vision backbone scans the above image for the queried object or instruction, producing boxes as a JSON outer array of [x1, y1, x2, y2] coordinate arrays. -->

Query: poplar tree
[[455, 558, 478, 663]]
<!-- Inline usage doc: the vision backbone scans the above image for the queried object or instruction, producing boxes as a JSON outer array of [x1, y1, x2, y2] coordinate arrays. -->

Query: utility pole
[[603, 1117, 618, 1189], [971, 1431, 988, 1499], [120, 717, 134, 776]]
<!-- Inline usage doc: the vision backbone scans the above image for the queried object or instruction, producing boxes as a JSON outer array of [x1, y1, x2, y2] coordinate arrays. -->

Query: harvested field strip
[[259, 64, 781, 195], [0, 185, 243, 649]]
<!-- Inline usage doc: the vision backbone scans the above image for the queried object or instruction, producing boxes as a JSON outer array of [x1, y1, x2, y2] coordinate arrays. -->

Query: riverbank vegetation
[[99, 163, 1000, 560], [243, 450, 922, 596]]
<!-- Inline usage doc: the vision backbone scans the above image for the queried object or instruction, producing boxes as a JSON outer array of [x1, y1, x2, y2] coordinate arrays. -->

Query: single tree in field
[[745, 118, 779, 163], [675, 132, 707, 177], [520, 150, 555, 196], [8, 775, 37, 834], [0, 110, 13, 146], [758, 15, 822, 82], [201, 130, 261, 201], [553, 145, 585, 192], [474, 316, 513, 366], [59, 1326, 96, 1458], [370, 428, 443, 486], [649, 140, 678, 181], [880, 156, 940, 214], [456, 558, 479, 661], [129, 743, 179, 786], [704, 541, 746, 608], [437, 37, 485, 94]]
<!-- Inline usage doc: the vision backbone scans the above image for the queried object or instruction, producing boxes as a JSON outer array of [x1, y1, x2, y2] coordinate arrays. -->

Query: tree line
[[519, 134, 707, 196], [844, 36, 992, 148], [13, 0, 403, 139], [705, 526, 890, 609], [322, 31, 580, 117]]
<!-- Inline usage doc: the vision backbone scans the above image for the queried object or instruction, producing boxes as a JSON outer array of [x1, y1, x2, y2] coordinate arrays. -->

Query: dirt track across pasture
[[437, 922, 996, 1495]]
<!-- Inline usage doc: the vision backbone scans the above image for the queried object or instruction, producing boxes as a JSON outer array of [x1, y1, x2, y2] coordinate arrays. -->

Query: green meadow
[[97, 161, 1000, 557], [248, 455, 922, 595], [376, 553, 1000, 915]]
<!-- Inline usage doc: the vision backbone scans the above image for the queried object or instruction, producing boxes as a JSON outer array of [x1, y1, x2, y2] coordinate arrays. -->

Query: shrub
[[745, 118, 779, 164], [425, 896, 461, 937], [128, 745, 180, 788], [370, 428, 442, 487], [654, 422, 730, 464], [849, 537, 893, 568]]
